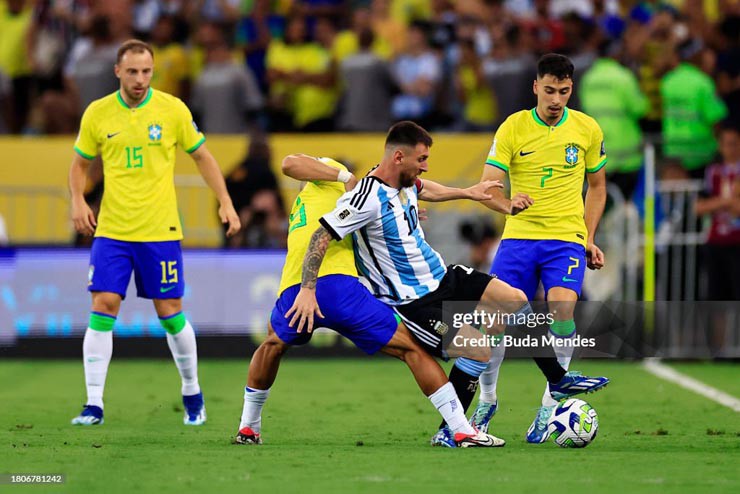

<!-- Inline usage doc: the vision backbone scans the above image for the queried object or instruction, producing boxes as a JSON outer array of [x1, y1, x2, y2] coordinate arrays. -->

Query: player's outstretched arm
[[190, 143, 241, 237], [281, 154, 357, 190], [285, 225, 333, 333], [585, 166, 607, 270], [69, 153, 97, 236], [477, 164, 533, 215], [418, 179, 502, 202]]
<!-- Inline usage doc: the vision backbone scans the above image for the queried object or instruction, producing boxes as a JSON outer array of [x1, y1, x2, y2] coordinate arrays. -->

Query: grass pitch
[[1, 359, 739, 493]]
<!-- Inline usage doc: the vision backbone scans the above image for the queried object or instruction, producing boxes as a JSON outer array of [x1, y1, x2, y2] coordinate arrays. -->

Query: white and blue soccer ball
[[549, 398, 599, 448]]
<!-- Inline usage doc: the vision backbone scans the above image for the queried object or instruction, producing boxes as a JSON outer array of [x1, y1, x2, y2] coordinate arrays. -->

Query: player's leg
[[236, 322, 291, 445], [394, 266, 496, 446], [72, 238, 132, 425], [152, 297, 206, 425], [394, 301, 491, 421], [333, 275, 502, 448], [237, 285, 314, 444], [539, 241, 609, 398], [470, 240, 540, 431], [135, 240, 205, 425], [525, 241, 609, 442], [381, 323, 504, 448]]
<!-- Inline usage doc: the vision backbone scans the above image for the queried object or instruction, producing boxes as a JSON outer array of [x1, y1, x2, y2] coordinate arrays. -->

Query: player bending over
[[288, 121, 609, 447], [235, 154, 503, 447]]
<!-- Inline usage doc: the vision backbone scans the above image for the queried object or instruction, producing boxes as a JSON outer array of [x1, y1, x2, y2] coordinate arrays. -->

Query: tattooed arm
[[284, 226, 333, 332]]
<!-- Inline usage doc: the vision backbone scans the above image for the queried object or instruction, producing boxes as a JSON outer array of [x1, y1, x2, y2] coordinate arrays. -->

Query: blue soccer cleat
[[526, 405, 555, 443], [549, 371, 609, 401], [430, 426, 457, 448], [71, 405, 104, 425], [469, 401, 498, 434], [182, 392, 206, 425]]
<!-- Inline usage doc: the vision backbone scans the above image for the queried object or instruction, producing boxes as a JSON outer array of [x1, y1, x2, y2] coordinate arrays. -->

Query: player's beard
[[400, 170, 417, 188], [125, 85, 149, 105]]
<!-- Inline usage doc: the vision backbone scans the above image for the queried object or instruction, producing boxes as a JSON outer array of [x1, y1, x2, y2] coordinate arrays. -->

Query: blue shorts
[[270, 274, 398, 355], [88, 237, 185, 299], [490, 239, 586, 300]]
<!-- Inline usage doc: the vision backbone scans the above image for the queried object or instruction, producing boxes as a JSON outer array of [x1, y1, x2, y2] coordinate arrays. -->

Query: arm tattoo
[[301, 226, 333, 289]]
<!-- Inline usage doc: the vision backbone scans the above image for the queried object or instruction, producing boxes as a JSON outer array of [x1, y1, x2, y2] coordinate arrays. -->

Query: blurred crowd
[[0, 0, 738, 276]]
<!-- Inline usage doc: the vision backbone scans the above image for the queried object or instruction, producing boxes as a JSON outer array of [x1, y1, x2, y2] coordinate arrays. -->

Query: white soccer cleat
[[454, 430, 506, 448]]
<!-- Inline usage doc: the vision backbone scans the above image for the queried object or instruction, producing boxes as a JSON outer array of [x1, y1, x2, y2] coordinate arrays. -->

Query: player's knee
[[262, 332, 289, 356], [91, 292, 121, 316], [467, 344, 491, 362]]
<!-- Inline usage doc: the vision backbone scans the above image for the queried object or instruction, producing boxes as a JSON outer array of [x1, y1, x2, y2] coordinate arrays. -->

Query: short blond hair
[[117, 39, 154, 64]]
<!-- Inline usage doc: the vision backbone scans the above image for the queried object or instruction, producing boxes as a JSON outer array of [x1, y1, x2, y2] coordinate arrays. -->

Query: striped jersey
[[320, 176, 446, 305]]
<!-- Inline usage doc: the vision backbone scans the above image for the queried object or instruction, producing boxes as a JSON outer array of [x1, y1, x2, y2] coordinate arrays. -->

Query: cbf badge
[[88, 265, 94, 286], [565, 143, 579, 165], [148, 123, 162, 141]]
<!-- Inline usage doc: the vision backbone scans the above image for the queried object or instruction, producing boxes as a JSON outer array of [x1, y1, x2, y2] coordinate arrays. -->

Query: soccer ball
[[549, 398, 599, 448]]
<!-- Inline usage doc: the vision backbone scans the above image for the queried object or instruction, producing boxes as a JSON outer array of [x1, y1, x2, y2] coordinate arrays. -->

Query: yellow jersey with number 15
[[277, 158, 357, 295], [485, 107, 607, 247], [74, 88, 205, 242]]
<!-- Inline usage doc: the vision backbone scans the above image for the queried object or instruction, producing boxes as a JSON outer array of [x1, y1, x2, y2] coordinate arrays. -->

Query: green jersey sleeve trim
[[587, 158, 607, 173], [185, 136, 206, 154], [74, 146, 95, 160], [485, 160, 509, 172]]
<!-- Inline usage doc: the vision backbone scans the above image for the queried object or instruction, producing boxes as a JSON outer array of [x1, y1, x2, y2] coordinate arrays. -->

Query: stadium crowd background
[[0, 1, 737, 290]]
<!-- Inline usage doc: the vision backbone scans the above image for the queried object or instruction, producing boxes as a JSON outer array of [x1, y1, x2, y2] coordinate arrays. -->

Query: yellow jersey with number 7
[[278, 158, 357, 295], [74, 88, 205, 242], [485, 107, 607, 247]]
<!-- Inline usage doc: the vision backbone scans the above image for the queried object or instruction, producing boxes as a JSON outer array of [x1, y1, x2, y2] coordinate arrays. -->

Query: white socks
[[240, 387, 270, 432], [166, 321, 201, 396], [83, 328, 113, 409], [478, 339, 506, 405], [428, 382, 475, 435]]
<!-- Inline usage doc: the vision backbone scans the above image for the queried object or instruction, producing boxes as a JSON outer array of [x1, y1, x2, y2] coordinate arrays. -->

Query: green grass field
[[2, 359, 739, 493]]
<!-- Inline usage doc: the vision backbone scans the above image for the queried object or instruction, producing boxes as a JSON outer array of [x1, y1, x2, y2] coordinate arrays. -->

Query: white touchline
[[643, 358, 740, 413]]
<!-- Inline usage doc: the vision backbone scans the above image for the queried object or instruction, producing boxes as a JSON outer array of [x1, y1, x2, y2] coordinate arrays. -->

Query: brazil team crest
[[148, 123, 162, 141], [565, 143, 579, 165]]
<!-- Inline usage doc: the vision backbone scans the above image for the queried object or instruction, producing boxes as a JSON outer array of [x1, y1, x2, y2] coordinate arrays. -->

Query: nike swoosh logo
[[519, 150, 536, 156], [160, 286, 176, 293], [107, 132, 121, 139], [562, 277, 578, 282]]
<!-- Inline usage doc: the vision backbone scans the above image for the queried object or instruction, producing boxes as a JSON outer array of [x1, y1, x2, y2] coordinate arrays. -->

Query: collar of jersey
[[116, 88, 153, 109], [531, 107, 568, 128]]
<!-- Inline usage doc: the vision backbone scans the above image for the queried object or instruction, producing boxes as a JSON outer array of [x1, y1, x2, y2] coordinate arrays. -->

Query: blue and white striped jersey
[[320, 176, 447, 305]]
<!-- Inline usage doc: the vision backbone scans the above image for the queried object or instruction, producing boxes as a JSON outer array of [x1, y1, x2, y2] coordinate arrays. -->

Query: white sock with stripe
[[240, 386, 270, 432], [428, 382, 475, 435]]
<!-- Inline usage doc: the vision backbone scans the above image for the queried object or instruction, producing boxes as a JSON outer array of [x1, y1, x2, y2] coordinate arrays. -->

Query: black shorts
[[393, 264, 493, 359]]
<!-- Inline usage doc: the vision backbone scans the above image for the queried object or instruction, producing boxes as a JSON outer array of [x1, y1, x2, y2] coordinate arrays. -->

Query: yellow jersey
[[74, 88, 205, 242], [278, 158, 357, 295], [486, 107, 607, 246]]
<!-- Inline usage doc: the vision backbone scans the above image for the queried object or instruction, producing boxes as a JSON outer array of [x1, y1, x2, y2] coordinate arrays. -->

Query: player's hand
[[586, 243, 605, 270], [71, 199, 96, 236], [220, 202, 241, 237], [509, 193, 534, 216], [344, 174, 358, 192], [285, 287, 325, 333], [418, 207, 429, 222], [467, 180, 504, 201]]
